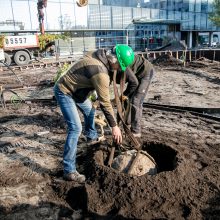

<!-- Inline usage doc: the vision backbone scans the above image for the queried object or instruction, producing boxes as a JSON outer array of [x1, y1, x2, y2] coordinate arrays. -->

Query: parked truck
[[1, 34, 40, 66]]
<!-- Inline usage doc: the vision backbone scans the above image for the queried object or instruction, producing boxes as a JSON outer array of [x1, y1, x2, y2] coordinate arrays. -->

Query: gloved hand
[[111, 95, 128, 105], [88, 91, 98, 102], [120, 95, 128, 102]]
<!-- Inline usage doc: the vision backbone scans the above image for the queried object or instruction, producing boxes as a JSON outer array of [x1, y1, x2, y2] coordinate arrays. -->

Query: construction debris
[[153, 40, 187, 51], [152, 53, 184, 66], [188, 57, 220, 68]]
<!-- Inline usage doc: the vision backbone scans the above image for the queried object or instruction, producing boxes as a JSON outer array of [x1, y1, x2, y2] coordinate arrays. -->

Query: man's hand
[[111, 125, 122, 144], [111, 95, 128, 105], [121, 95, 128, 102]]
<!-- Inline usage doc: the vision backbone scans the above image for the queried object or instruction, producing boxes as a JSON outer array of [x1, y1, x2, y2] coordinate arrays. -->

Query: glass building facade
[[141, 0, 218, 31], [0, 0, 218, 31]]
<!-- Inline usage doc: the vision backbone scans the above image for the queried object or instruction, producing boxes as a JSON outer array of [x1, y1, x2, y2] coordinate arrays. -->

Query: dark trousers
[[127, 69, 154, 134]]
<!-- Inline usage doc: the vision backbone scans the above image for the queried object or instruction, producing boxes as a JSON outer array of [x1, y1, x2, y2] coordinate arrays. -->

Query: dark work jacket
[[123, 55, 154, 97]]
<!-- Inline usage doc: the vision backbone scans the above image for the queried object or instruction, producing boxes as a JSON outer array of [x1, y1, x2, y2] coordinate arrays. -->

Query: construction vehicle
[[0, 0, 47, 66], [37, 0, 47, 35], [1, 34, 40, 66], [0, 0, 88, 66]]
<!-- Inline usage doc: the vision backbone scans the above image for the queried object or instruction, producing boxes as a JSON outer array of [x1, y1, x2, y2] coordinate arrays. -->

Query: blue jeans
[[54, 84, 98, 174]]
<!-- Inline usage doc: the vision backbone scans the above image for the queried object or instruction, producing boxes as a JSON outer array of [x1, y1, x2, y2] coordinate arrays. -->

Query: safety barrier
[[139, 49, 220, 62]]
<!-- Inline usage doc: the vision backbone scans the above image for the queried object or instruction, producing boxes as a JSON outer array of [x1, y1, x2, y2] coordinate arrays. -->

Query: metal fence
[[55, 35, 164, 58]]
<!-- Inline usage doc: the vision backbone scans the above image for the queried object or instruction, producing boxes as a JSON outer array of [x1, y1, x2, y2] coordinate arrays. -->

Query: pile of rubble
[[153, 40, 187, 51], [152, 53, 184, 66], [188, 57, 219, 68]]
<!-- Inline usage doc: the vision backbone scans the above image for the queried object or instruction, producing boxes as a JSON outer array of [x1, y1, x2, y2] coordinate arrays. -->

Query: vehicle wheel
[[0, 53, 12, 66], [14, 51, 30, 66]]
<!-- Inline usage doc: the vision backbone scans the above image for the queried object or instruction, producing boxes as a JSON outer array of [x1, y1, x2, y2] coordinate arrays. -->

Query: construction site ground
[[0, 57, 219, 219]]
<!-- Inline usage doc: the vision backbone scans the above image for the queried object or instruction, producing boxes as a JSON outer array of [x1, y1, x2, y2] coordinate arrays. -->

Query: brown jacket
[[57, 49, 117, 127]]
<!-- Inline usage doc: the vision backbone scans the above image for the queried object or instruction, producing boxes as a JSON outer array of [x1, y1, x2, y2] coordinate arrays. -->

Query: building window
[[201, 0, 208, 12], [182, 0, 189, 12]]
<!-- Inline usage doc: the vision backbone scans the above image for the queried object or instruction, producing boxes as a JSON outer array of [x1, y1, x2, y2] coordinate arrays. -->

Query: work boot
[[87, 136, 105, 146], [63, 171, 86, 183], [132, 133, 141, 138]]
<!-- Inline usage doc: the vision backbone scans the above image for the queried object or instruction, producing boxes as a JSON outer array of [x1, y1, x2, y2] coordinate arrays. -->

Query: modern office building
[[0, 0, 219, 50], [89, 0, 220, 49], [102, 0, 139, 7]]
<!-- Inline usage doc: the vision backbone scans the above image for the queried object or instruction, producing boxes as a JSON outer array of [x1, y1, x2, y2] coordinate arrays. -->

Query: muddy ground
[[0, 59, 219, 219]]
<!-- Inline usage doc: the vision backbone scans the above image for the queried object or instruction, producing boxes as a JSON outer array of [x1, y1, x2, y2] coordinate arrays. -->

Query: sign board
[[0, 48, 4, 61], [4, 35, 39, 49]]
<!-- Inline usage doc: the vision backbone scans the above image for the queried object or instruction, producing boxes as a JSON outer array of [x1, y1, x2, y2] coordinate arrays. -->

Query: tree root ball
[[112, 150, 157, 176]]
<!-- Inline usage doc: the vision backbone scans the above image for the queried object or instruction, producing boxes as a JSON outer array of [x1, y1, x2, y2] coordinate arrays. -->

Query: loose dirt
[[0, 59, 219, 219]]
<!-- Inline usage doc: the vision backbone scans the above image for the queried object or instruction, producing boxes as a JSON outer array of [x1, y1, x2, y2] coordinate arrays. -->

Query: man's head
[[106, 52, 120, 71], [106, 44, 135, 72]]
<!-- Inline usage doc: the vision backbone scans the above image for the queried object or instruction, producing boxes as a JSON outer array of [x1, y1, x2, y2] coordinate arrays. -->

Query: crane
[[37, 0, 47, 35], [37, 0, 88, 35]]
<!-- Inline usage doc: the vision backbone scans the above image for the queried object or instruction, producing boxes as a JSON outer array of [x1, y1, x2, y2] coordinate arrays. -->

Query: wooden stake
[[213, 50, 216, 62], [108, 143, 116, 167]]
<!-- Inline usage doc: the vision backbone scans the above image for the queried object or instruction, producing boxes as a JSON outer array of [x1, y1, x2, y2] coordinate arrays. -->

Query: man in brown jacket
[[54, 45, 135, 182]]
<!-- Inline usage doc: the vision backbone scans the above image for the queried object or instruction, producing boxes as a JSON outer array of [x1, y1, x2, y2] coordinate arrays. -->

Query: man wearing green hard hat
[[113, 44, 154, 138], [114, 44, 135, 71], [53, 44, 134, 182]]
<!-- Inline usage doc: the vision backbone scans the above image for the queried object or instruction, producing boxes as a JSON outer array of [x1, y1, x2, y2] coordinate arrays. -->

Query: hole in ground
[[66, 186, 87, 210], [143, 142, 178, 173]]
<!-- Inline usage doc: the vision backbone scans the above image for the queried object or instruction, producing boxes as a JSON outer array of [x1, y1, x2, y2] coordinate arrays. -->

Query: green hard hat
[[115, 44, 135, 71]]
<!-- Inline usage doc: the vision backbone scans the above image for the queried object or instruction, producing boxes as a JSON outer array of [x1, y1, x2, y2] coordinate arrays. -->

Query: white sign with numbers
[[4, 35, 39, 49]]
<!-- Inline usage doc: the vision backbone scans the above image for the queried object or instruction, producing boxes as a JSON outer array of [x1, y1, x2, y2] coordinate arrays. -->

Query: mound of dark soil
[[153, 54, 183, 66]]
